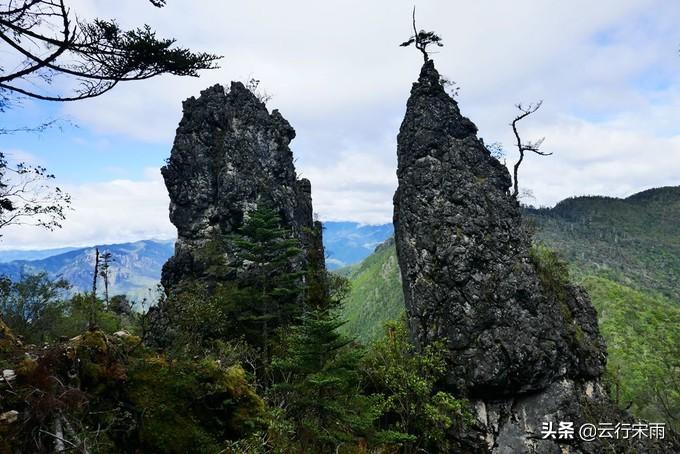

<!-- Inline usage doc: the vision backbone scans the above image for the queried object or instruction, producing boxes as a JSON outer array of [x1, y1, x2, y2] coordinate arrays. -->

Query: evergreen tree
[[163, 204, 305, 371], [0, 0, 219, 106], [231, 204, 304, 364], [99, 251, 114, 308], [270, 305, 379, 452], [265, 273, 382, 451]]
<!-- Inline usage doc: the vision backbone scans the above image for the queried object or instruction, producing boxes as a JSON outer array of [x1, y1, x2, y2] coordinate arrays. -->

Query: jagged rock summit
[[393, 61, 670, 452], [161, 82, 321, 291], [394, 60, 605, 396]]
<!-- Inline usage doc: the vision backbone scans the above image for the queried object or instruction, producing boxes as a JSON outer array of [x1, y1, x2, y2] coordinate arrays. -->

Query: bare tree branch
[[0, 152, 72, 233], [511, 100, 550, 199]]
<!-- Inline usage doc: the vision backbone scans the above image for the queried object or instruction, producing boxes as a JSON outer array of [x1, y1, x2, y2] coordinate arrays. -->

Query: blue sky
[[2, 0, 680, 249]]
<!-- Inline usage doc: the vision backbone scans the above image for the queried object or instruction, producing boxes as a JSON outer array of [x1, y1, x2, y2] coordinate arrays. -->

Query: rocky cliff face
[[160, 82, 322, 292], [393, 61, 670, 452]]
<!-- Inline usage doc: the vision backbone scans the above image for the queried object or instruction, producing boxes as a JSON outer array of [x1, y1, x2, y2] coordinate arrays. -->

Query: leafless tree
[[511, 101, 550, 198], [98, 251, 113, 308], [400, 7, 443, 62], [0, 152, 71, 234], [90, 247, 99, 329]]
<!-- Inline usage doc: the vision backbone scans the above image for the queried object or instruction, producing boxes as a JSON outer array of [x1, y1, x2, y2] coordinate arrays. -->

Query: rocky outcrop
[[393, 61, 675, 452], [160, 82, 323, 292]]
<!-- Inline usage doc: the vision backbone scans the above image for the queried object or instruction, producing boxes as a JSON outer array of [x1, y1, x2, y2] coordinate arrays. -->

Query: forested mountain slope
[[527, 186, 680, 302], [338, 186, 680, 428]]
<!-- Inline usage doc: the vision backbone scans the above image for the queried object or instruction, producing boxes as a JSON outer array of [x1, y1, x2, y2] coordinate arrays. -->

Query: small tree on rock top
[[400, 7, 443, 62]]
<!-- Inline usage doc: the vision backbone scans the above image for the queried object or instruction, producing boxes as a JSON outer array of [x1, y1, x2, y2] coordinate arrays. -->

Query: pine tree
[[271, 305, 379, 451], [163, 204, 305, 368], [231, 204, 304, 365]]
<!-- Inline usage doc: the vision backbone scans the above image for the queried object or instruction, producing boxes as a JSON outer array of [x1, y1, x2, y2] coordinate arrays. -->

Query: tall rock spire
[[160, 82, 323, 292], [395, 60, 605, 396], [393, 61, 672, 452]]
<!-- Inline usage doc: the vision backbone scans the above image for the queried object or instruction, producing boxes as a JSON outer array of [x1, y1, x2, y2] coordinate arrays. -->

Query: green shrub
[[362, 319, 472, 453]]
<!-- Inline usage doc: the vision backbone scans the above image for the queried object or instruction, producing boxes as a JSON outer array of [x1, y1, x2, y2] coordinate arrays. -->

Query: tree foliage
[[0, 272, 69, 342], [0, 329, 265, 453], [270, 306, 380, 451], [582, 275, 680, 431], [164, 204, 306, 379], [0, 0, 220, 106], [0, 273, 140, 344], [362, 320, 471, 452], [231, 204, 305, 334]]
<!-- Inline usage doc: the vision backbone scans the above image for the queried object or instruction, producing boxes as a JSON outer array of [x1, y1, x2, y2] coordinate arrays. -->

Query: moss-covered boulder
[[0, 316, 17, 355]]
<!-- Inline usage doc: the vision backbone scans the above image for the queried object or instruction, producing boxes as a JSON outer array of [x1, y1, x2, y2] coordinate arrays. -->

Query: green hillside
[[580, 275, 680, 425], [527, 186, 680, 302], [337, 186, 680, 429], [337, 238, 404, 344]]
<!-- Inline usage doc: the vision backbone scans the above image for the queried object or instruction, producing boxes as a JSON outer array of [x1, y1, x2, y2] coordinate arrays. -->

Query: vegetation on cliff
[[337, 207, 680, 433], [0, 202, 475, 452]]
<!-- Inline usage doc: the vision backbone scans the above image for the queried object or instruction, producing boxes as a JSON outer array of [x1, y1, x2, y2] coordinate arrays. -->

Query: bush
[[362, 319, 472, 453], [1, 329, 266, 453]]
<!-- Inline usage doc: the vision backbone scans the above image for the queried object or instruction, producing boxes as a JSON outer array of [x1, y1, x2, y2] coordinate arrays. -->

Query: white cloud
[[0, 169, 175, 250], [325, 258, 347, 268], [519, 114, 680, 205], [304, 136, 398, 224], [64, 0, 674, 144]]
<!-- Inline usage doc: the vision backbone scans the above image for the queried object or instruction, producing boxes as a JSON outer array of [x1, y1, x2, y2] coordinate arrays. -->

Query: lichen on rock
[[393, 60, 675, 452], [394, 61, 605, 397], [148, 82, 325, 346]]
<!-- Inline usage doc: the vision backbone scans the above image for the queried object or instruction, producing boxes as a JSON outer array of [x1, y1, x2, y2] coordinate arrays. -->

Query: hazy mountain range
[[0, 221, 394, 299], [0, 240, 174, 301]]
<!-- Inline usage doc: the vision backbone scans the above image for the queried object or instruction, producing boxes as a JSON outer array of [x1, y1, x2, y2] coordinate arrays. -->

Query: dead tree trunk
[[90, 248, 99, 330], [510, 101, 550, 199]]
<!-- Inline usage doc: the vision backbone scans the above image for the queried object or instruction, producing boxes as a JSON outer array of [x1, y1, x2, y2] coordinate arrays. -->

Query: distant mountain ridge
[[0, 246, 80, 263], [0, 221, 394, 298], [0, 240, 174, 300], [526, 185, 680, 302]]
